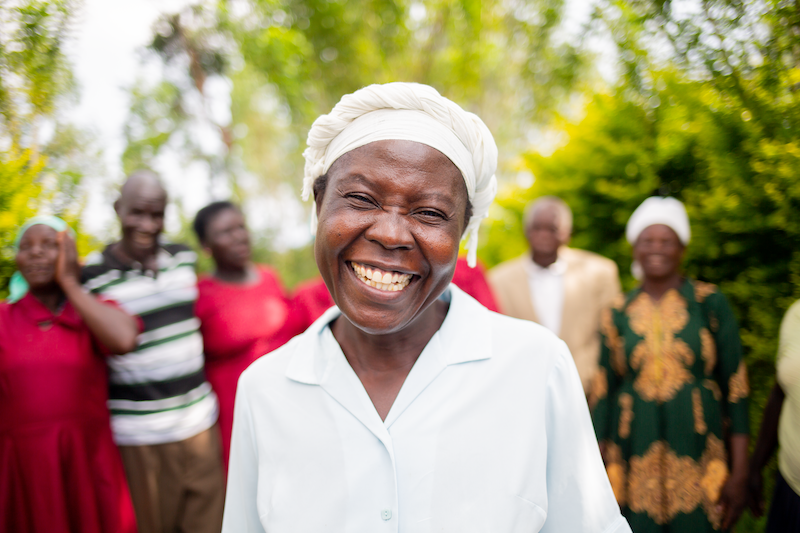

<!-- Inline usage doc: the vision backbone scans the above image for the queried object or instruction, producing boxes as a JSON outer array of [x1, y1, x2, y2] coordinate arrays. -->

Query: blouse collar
[[285, 284, 493, 386], [14, 292, 83, 331]]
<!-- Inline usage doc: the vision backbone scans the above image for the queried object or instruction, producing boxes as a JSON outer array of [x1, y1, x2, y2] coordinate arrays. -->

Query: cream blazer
[[222, 285, 631, 533], [487, 247, 621, 393]]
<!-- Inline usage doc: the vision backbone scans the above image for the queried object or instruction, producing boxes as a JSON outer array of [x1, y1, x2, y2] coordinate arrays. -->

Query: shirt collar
[[527, 256, 567, 276], [102, 243, 173, 274], [285, 284, 493, 386]]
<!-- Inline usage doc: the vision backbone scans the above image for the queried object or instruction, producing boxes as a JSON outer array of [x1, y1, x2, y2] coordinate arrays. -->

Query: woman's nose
[[234, 227, 250, 244], [364, 211, 414, 250]]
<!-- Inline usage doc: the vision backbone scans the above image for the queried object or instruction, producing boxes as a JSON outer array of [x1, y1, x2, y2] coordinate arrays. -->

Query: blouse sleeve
[[591, 307, 622, 443], [222, 378, 267, 533], [542, 341, 632, 533], [707, 290, 750, 436]]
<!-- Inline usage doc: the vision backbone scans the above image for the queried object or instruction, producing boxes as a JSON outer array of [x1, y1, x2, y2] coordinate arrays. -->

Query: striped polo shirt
[[81, 243, 218, 446]]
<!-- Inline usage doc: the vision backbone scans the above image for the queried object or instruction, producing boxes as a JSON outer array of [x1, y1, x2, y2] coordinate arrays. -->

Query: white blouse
[[222, 285, 631, 533]]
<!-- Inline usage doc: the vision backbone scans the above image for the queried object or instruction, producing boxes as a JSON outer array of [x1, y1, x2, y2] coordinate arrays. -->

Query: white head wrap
[[626, 196, 691, 246], [302, 82, 498, 267]]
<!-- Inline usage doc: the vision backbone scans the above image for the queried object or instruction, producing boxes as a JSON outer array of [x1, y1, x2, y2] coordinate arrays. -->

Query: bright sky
[[66, 0, 214, 239]]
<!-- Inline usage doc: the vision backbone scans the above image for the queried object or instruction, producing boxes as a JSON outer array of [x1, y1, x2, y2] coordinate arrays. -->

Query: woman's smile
[[350, 261, 413, 292]]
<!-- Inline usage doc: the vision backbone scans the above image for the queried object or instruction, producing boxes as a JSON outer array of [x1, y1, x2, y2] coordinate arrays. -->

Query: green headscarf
[[7, 215, 72, 303]]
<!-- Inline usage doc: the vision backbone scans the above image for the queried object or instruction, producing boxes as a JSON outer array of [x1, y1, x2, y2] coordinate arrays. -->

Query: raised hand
[[55, 230, 81, 289]]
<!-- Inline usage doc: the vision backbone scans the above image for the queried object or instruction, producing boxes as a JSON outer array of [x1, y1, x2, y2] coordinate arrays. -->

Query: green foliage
[[479, 2, 800, 528], [0, 147, 45, 297], [0, 0, 97, 297], [215, 0, 591, 192], [0, 0, 74, 138]]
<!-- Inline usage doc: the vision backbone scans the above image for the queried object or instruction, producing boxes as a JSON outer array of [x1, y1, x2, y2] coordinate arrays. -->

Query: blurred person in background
[[292, 256, 499, 328], [81, 171, 224, 533], [193, 200, 302, 472], [747, 299, 800, 531], [487, 196, 621, 393], [0, 216, 138, 533], [592, 196, 750, 532]]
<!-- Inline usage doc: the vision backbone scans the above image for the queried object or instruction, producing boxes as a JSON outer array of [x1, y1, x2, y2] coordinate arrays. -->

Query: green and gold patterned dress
[[591, 279, 749, 532]]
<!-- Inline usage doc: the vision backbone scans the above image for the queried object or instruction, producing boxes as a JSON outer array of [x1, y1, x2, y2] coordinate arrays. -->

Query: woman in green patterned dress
[[591, 197, 750, 532]]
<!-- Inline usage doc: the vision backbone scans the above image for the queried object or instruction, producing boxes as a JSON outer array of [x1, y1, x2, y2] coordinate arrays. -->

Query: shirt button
[[381, 509, 392, 521]]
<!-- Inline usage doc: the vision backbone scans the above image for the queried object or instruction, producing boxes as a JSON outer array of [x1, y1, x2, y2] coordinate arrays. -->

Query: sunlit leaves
[[0, 1, 97, 295]]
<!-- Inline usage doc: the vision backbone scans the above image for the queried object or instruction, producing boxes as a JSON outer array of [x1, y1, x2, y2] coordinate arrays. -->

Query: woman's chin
[[26, 277, 59, 292], [336, 301, 418, 336], [334, 286, 447, 337], [642, 268, 679, 281]]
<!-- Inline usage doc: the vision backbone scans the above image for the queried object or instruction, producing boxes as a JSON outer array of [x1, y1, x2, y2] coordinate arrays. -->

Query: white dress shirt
[[526, 257, 567, 335], [222, 285, 631, 533]]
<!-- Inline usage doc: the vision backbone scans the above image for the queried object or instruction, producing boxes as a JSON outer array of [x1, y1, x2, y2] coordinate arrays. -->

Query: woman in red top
[[0, 217, 139, 533], [194, 202, 304, 471]]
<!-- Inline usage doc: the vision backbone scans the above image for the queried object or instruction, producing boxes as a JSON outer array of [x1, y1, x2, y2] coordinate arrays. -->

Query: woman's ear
[[314, 192, 324, 218], [312, 173, 328, 218]]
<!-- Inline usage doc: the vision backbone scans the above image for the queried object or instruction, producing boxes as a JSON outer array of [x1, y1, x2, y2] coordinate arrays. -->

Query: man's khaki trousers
[[118, 425, 225, 533]]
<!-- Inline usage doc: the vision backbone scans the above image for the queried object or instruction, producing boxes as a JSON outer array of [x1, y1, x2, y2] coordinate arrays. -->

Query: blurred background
[[1, 0, 798, 529]]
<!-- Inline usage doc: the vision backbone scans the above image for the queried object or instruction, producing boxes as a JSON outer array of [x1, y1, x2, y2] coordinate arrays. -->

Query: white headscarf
[[302, 82, 498, 267], [626, 196, 691, 245]]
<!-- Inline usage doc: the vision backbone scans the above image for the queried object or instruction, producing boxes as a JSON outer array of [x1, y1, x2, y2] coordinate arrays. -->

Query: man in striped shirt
[[82, 170, 223, 533]]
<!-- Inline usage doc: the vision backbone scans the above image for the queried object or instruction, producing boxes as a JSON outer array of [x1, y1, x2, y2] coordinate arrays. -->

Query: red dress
[[196, 266, 304, 470], [0, 293, 137, 533], [291, 256, 501, 327]]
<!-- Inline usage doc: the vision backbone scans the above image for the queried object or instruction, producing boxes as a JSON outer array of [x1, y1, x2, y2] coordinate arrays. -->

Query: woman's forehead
[[638, 224, 682, 241], [329, 140, 466, 194], [20, 224, 58, 243]]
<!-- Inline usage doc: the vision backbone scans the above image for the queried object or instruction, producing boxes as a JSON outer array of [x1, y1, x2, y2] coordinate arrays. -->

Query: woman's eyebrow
[[411, 192, 457, 207], [338, 173, 373, 186]]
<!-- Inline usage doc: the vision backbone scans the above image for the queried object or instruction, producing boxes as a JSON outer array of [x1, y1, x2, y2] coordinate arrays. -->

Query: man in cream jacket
[[488, 196, 621, 394]]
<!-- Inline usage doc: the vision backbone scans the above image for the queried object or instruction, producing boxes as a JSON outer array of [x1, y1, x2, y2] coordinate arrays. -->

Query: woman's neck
[[641, 273, 684, 301], [213, 262, 257, 284], [29, 285, 65, 314], [331, 299, 449, 421], [332, 299, 449, 374]]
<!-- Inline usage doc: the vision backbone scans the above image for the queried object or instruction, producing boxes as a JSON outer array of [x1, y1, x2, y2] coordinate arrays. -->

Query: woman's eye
[[417, 209, 446, 220], [346, 193, 374, 205]]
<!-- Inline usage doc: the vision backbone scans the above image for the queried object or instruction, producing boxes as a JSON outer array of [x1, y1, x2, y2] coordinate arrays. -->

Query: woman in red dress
[[193, 202, 305, 471], [0, 217, 139, 533]]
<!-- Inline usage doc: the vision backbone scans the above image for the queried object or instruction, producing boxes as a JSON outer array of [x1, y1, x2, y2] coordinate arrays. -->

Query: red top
[[196, 266, 304, 471], [451, 256, 500, 312], [291, 256, 500, 328], [0, 293, 137, 533]]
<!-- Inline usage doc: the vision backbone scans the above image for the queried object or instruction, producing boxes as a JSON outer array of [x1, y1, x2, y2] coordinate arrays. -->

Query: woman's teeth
[[351, 262, 411, 292]]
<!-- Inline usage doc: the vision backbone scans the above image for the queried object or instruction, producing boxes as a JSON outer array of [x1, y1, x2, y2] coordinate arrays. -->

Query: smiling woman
[[222, 83, 632, 533]]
